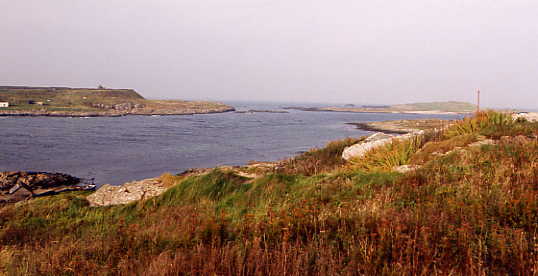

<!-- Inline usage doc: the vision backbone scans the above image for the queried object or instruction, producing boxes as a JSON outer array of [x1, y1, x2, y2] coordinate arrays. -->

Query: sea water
[[0, 102, 462, 185]]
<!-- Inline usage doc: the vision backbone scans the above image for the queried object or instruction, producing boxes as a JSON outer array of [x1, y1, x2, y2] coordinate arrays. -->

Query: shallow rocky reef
[[0, 171, 94, 204]]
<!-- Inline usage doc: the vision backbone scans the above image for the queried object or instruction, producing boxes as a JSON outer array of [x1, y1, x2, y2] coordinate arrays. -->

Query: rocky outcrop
[[0, 100, 235, 117], [350, 119, 454, 135], [0, 171, 94, 204], [86, 162, 278, 207], [393, 165, 421, 173], [342, 132, 396, 160], [513, 112, 538, 122], [87, 178, 166, 207], [468, 139, 496, 148], [0, 110, 126, 117], [90, 102, 145, 110], [342, 131, 424, 161], [0, 105, 235, 117]]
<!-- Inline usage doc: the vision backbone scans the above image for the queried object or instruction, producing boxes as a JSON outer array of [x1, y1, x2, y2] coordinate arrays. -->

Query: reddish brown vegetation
[[1, 112, 537, 275]]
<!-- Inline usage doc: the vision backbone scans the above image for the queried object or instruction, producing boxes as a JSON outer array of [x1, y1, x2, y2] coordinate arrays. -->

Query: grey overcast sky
[[1, 0, 537, 108]]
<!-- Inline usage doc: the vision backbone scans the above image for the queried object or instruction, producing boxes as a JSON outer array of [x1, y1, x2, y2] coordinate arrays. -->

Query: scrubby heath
[[1, 112, 537, 275], [0, 86, 234, 116]]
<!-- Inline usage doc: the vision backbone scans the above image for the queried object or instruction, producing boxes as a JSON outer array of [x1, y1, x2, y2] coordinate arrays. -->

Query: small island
[[284, 101, 477, 114], [0, 86, 235, 117]]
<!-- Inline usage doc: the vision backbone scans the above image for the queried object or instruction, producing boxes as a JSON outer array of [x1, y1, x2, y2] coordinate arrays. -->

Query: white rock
[[342, 136, 394, 160], [342, 131, 424, 161], [393, 165, 421, 173], [87, 177, 166, 207], [513, 112, 538, 122], [468, 139, 495, 148]]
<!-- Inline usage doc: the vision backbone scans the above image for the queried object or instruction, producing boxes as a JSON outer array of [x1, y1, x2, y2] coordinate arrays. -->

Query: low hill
[[0, 86, 234, 116], [0, 86, 144, 105], [391, 101, 476, 112]]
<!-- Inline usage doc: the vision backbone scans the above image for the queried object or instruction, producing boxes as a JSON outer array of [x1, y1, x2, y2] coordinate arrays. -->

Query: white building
[[0, 102, 9, 108]]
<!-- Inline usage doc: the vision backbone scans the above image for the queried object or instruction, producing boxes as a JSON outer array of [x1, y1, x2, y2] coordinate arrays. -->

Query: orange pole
[[477, 89, 480, 114]]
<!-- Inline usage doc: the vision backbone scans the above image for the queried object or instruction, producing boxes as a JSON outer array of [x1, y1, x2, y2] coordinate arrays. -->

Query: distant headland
[[284, 101, 477, 115], [0, 86, 235, 117]]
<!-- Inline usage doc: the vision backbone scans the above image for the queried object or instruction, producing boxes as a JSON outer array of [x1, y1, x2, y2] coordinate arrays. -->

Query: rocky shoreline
[[0, 171, 95, 204], [0, 86, 236, 117], [0, 106, 236, 117], [235, 109, 289, 114], [348, 122, 410, 134], [0, 118, 453, 206], [349, 119, 456, 134]]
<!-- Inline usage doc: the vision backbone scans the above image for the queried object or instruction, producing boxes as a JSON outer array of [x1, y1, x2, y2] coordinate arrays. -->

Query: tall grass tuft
[[349, 135, 425, 171], [445, 111, 511, 137]]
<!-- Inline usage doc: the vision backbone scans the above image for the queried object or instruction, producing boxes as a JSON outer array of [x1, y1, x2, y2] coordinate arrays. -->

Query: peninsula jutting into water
[[0, 86, 235, 117]]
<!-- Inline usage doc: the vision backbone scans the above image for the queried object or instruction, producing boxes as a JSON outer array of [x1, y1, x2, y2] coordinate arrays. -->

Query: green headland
[[0, 86, 234, 116]]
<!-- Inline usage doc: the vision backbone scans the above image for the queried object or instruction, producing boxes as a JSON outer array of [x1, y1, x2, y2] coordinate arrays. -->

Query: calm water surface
[[0, 102, 461, 185]]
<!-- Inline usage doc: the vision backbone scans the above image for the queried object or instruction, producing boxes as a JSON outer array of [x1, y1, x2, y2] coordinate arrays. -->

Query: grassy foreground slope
[[0, 86, 234, 116], [1, 112, 537, 275]]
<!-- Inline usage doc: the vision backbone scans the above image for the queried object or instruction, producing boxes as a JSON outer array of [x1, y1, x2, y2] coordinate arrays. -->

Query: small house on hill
[[0, 102, 9, 108]]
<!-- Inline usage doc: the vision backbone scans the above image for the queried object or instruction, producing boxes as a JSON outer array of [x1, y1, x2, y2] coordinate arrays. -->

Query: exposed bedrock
[[0, 171, 94, 204]]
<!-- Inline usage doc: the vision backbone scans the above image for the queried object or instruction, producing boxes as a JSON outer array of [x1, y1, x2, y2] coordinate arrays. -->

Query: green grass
[[0, 87, 143, 105]]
